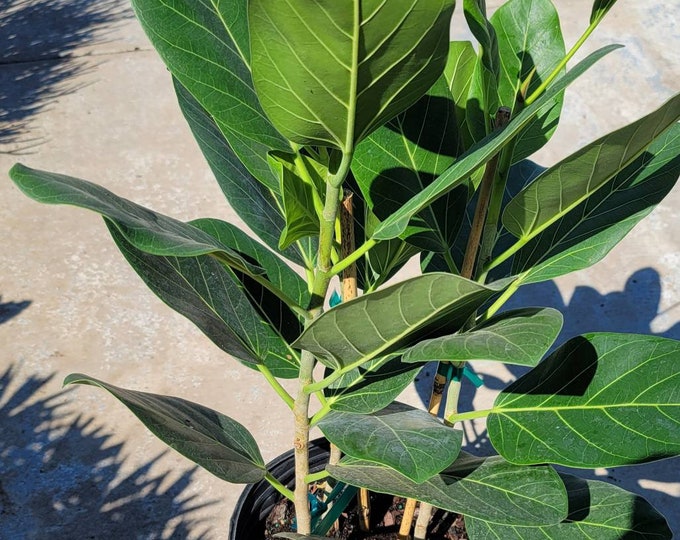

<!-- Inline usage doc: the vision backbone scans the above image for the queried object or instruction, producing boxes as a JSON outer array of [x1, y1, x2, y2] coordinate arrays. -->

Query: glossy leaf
[[372, 45, 621, 241], [487, 333, 680, 468], [328, 452, 568, 525], [490, 0, 565, 161], [8, 164, 263, 276], [402, 307, 563, 367], [249, 0, 454, 150], [190, 218, 309, 309], [269, 152, 323, 250], [352, 76, 466, 254], [444, 40, 479, 151], [173, 78, 310, 267], [294, 273, 508, 370], [502, 93, 680, 241], [463, 0, 500, 138], [64, 373, 266, 484], [511, 123, 680, 284], [320, 402, 461, 483], [591, 0, 618, 24], [106, 222, 300, 378], [324, 356, 423, 414], [466, 474, 672, 539], [130, 0, 290, 187]]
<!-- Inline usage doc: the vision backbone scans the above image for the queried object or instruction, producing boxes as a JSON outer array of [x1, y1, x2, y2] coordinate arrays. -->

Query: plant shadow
[[0, 0, 132, 151], [0, 364, 216, 538]]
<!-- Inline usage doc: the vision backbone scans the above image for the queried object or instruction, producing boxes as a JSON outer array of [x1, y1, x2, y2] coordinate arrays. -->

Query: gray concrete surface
[[1, 1, 679, 538]]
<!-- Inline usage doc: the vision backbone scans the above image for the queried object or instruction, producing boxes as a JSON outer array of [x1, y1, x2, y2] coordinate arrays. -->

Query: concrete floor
[[1, 0, 679, 538]]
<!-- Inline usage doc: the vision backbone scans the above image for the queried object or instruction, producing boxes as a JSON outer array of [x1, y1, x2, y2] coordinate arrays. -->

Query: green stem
[[482, 274, 524, 320], [305, 470, 330, 484], [330, 237, 377, 276], [257, 364, 294, 409], [292, 152, 349, 535], [447, 408, 493, 423], [525, 17, 603, 106], [310, 402, 332, 427], [265, 471, 295, 501]]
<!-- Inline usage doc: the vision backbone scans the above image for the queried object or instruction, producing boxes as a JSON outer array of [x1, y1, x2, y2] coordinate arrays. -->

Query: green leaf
[[8, 164, 263, 276], [268, 152, 323, 250], [466, 474, 672, 539], [328, 452, 568, 526], [173, 78, 310, 267], [249, 0, 455, 151], [324, 356, 423, 414], [106, 222, 300, 378], [444, 41, 480, 151], [294, 273, 508, 370], [352, 76, 467, 255], [372, 45, 621, 241], [131, 0, 290, 188], [320, 402, 461, 483], [511, 123, 680, 283], [463, 0, 500, 137], [64, 373, 266, 484], [591, 0, 618, 24], [502, 93, 680, 243], [487, 333, 680, 468], [402, 307, 563, 367], [191, 218, 309, 311], [490, 0, 565, 161]]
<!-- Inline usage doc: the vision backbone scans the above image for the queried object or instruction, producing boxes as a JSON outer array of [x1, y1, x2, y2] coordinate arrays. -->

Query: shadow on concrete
[[0, 0, 132, 150], [415, 267, 679, 532], [0, 296, 31, 324], [0, 364, 216, 538]]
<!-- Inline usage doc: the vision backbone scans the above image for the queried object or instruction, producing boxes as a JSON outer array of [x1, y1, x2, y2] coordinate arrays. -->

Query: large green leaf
[[64, 373, 265, 484], [8, 164, 263, 276], [249, 0, 454, 151], [490, 0, 565, 161], [502, 93, 680, 241], [372, 45, 621, 241], [466, 474, 672, 539], [173, 78, 311, 267], [402, 307, 563, 367], [510, 123, 680, 284], [324, 356, 423, 414], [328, 452, 568, 526], [130, 0, 290, 187], [352, 76, 467, 255], [294, 273, 507, 370], [486, 333, 680, 468], [106, 222, 300, 378], [320, 402, 462, 483]]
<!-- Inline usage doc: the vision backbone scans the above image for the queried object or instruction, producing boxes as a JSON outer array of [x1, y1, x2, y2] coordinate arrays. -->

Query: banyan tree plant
[[9, 0, 680, 537]]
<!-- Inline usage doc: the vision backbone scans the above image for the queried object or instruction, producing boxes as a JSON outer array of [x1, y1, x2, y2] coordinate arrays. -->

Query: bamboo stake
[[338, 191, 373, 531], [399, 497, 418, 540]]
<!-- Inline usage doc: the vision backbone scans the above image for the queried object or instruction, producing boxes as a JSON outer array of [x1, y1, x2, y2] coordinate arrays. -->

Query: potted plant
[[9, 0, 680, 537]]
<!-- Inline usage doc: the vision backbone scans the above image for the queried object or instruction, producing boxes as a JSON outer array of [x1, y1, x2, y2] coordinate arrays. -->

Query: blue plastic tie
[[329, 290, 342, 307]]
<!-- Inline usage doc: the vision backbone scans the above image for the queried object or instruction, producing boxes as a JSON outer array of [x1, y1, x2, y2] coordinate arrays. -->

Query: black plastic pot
[[229, 438, 331, 539]]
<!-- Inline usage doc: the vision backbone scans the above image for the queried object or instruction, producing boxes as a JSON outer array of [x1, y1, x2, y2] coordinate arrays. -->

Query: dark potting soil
[[264, 492, 468, 540]]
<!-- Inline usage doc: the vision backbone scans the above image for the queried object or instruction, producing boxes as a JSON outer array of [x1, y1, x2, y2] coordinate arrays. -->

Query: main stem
[[293, 172, 344, 535]]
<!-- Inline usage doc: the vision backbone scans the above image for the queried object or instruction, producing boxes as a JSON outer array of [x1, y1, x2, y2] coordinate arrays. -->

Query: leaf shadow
[[0, 363, 217, 538], [0, 0, 133, 151], [0, 296, 31, 324]]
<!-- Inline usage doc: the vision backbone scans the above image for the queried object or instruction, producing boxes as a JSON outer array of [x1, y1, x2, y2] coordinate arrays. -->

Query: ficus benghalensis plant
[[9, 0, 680, 538]]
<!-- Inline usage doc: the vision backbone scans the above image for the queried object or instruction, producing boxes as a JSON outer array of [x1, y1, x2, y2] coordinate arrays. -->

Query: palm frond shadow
[[0, 0, 133, 151], [0, 364, 217, 538]]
